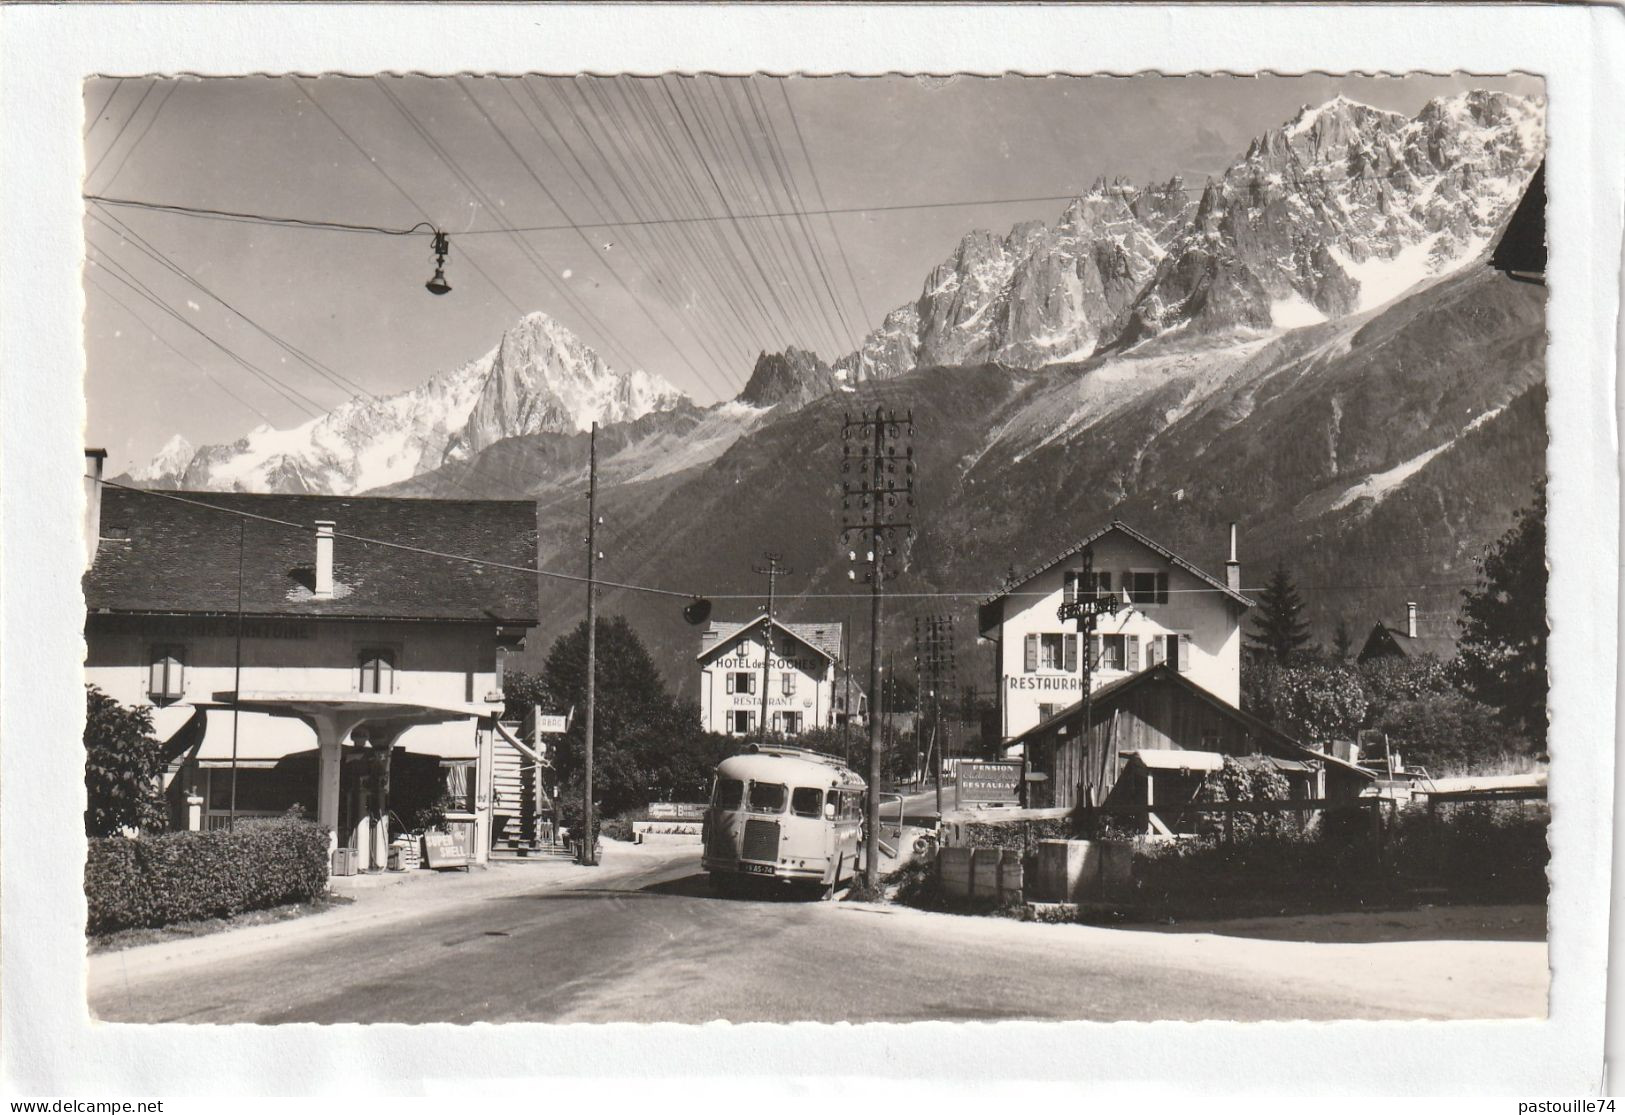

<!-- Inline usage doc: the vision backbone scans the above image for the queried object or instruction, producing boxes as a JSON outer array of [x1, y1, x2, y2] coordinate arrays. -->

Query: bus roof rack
[[740, 742, 851, 766]]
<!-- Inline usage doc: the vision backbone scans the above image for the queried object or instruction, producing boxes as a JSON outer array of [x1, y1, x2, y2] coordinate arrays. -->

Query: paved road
[[89, 845, 1546, 1024]]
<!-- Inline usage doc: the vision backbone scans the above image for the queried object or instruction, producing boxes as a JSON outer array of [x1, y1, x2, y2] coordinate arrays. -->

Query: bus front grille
[[741, 819, 779, 862]]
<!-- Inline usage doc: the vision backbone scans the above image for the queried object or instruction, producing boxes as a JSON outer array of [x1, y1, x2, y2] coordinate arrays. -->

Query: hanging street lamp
[[424, 231, 452, 296]]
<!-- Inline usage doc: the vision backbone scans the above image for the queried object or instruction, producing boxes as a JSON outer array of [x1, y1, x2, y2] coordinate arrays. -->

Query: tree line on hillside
[[1241, 485, 1546, 774]]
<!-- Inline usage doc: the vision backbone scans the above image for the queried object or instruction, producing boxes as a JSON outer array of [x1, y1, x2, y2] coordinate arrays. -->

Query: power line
[[455, 77, 735, 402], [291, 77, 527, 319], [83, 167, 1486, 240], [86, 245, 326, 418], [86, 272, 273, 424], [92, 475, 697, 600], [509, 79, 754, 388], [372, 76, 653, 379], [777, 78, 875, 344], [84, 79, 125, 138], [90, 474, 1480, 605], [84, 82, 155, 184], [90, 206, 376, 401], [98, 82, 178, 192], [86, 193, 438, 236]]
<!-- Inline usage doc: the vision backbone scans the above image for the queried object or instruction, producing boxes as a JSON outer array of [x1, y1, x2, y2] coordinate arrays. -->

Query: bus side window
[[713, 778, 744, 810], [791, 787, 823, 818]]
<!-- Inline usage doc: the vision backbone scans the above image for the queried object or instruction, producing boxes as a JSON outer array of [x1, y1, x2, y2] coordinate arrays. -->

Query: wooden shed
[[1010, 664, 1370, 830]]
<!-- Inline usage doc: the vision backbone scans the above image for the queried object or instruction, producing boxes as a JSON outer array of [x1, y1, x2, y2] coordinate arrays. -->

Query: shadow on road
[[641, 873, 831, 903]]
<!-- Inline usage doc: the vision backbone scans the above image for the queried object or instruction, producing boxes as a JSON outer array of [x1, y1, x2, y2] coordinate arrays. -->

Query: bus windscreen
[[714, 778, 744, 809], [746, 782, 787, 813]]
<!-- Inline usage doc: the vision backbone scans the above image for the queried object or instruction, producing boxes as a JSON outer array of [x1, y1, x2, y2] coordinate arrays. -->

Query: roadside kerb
[[88, 841, 688, 986]]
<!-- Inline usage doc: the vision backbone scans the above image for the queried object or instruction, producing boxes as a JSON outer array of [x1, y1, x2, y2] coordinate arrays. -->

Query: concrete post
[[186, 793, 203, 832], [315, 716, 351, 856]]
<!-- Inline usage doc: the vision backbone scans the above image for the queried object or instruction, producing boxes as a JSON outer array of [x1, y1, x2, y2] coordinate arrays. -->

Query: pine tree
[[1250, 563, 1312, 664], [1332, 617, 1354, 662], [1458, 485, 1547, 746]]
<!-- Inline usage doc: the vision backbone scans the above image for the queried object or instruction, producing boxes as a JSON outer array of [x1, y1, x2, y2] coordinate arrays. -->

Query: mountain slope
[[493, 263, 1543, 697]]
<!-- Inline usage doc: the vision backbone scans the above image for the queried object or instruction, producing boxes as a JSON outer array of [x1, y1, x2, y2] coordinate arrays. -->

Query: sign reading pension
[[956, 760, 1022, 807]]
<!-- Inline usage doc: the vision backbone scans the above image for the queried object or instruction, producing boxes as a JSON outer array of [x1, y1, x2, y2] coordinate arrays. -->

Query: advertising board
[[423, 824, 472, 869], [955, 760, 1022, 807]]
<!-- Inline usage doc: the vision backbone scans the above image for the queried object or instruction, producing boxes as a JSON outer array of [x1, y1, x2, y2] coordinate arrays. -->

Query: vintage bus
[[701, 744, 866, 897]]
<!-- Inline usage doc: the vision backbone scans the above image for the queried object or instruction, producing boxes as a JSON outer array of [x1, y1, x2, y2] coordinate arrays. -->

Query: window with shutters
[[729, 671, 756, 695], [1039, 633, 1064, 670], [148, 645, 186, 703], [1092, 634, 1140, 673], [731, 710, 755, 734], [1063, 570, 1114, 604], [781, 672, 797, 697], [1147, 632, 1191, 671], [357, 649, 395, 694], [1038, 703, 1059, 722], [1127, 570, 1170, 605]]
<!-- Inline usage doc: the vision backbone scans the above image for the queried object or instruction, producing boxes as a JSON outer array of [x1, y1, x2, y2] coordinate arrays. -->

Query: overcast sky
[[83, 72, 1544, 471]]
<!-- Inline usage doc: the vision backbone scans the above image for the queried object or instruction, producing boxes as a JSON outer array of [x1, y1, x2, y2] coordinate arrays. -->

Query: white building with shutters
[[976, 521, 1253, 744], [697, 617, 863, 737]]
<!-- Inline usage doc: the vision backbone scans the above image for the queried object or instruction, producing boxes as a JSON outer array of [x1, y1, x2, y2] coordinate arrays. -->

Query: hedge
[[86, 817, 331, 935]]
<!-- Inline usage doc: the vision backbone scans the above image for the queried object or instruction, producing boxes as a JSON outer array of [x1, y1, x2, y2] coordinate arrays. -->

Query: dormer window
[[358, 648, 395, 694], [148, 645, 186, 704]]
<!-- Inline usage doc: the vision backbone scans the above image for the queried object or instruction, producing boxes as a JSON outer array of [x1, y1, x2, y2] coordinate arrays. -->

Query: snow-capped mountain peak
[[130, 312, 688, 494], [130, 433, 194, 482]]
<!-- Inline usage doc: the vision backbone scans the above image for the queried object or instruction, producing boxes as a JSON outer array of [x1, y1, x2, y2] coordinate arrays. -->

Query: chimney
[[84, 448, 106, 568], [1406, 601, 1418, 639], [1224, 522, 1241, 593], [314, 521, 335, 599]]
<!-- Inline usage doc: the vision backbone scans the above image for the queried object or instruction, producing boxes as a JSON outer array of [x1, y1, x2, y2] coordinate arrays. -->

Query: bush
[[85, 818, 331, 935], [1388, 801, 1548, 899], [84, 686, 167, 837], [599, 817, 635, 842]]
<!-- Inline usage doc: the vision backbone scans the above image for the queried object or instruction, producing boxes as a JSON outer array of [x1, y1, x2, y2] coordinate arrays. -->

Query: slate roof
[[697, 617, 845, 663], [978, 520, 1253, 636], [85, 486, 539, 624]]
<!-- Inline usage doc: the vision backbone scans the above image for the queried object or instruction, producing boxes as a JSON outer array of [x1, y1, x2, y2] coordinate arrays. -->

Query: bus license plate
[[740, 863, 775, 876]]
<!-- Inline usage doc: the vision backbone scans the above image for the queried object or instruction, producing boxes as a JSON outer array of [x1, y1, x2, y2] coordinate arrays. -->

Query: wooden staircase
[[489, 723, 558, 860]]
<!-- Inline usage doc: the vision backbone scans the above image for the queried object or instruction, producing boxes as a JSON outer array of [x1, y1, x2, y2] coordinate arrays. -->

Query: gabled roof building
[[83, 463, 539, 872], [697, 617, 864, 737], [978, 520, 1253, 744]]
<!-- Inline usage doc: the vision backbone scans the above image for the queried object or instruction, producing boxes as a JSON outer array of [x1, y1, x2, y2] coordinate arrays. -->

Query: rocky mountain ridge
[[827, 90, 1543, 381]]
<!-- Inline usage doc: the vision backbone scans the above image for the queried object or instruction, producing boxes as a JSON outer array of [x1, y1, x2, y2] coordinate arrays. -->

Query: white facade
[[85, 614, 501, 713], [982, 525, 1249, 742], [85, 612, 508, 866], [697, 620, 843, 737]]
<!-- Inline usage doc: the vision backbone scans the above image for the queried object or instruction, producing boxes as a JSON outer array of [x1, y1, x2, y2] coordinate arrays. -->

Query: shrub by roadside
[[86, 817, 330, 935]]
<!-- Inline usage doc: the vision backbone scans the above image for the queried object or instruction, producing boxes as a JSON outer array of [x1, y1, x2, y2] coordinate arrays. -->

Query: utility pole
[[915, 612, 956, 816], [581, 422, 600, 867], [228, 517, 245, 833], [1057, 547, 1121, 824], [752, 552, 791, 741], [841, 407, 915, 889]]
